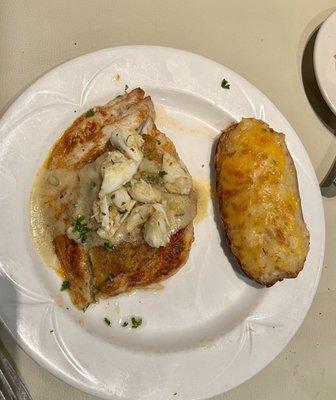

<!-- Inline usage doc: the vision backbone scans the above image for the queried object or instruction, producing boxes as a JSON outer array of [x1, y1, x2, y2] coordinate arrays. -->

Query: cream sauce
[[30, 158, 104, 269], [30, 166, 78, 271], [31, 156, 198, 261], [31, 115, 199, 268]]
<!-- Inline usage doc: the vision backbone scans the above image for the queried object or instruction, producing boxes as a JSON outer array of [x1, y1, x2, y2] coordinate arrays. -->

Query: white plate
[[0, 46, 324, 400], [314, 10, 336, 115]]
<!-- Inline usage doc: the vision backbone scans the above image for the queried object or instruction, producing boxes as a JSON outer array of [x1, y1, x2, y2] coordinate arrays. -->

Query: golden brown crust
[[215, 118, 309, 287], [47, 88, 149, 170], [54, 235, 93, 309], [97, 224, 194, 297]]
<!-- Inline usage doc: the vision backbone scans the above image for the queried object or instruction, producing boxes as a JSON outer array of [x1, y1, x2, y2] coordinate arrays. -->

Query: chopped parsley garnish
[[124, 84, 129, 91], [73, 215, 89, 243], [131, 316, 142, 329], [85, 109, 95, 118], [122, 321, 128, 327], [107, 275, 114, 283], [103, 242, 116, 251], [124, 181, 131, 188], [104, 317, 111, 326], [145, 175, 156, 184], [60, 280, 70, 291], [221, 78, 230, 89], [159, 170, 168, 178], [111, 194, 115, 199], [175, 244, 184, 252], [118, 210, 127, 215]]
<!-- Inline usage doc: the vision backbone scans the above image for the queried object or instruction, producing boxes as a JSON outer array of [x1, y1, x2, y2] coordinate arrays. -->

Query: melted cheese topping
[[218, 119, 309, 278]]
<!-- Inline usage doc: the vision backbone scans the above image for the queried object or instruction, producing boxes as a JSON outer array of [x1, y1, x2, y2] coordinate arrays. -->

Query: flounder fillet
[[48, 89, 194, 308]]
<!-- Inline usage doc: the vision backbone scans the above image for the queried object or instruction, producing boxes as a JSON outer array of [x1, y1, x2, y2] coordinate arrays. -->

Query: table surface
[[1, 1, 335, 399]]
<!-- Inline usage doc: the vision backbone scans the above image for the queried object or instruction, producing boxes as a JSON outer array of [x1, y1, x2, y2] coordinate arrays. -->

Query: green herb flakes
[[85, 109, 95, 118], [145, 175, 156, 184], [122, 321, 128, 327], [60, 280, 70, 291], [159, 170, 168, 178], [221, 78, 230, 89], [103, 242, 116, 251], [104, 317, 111, 326], [124, 84, 129, 91], [73, 215, 89, 243], [131, 316, 142, 329]]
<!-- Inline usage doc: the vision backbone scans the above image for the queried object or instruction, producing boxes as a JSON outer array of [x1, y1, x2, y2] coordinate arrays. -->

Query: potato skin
[[215, 118, 309, 287]]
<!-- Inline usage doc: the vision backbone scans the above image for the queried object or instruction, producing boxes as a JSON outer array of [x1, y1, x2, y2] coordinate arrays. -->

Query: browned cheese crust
[[215, 118, 310, 286]]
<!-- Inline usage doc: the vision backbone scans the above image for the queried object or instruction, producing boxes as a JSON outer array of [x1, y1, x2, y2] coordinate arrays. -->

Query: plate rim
[[0, 45, 325, 400], [313, 9, 336, 115]]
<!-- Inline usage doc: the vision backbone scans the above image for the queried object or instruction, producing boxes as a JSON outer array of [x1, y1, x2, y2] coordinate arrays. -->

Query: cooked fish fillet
[[43, 89, 195, 309], [47, 88, 154, 169], [215, 118, 309, 286], [91, 225, 194, 298], [54, 234, 93, 309]]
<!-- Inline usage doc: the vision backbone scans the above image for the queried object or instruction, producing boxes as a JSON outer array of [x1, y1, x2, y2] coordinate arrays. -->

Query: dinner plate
[[0, 46, 324, 399], [314, 10, 336, 115]]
